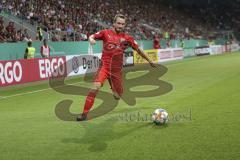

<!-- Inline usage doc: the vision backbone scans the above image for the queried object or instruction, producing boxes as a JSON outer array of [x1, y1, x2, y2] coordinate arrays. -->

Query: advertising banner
[[134, 49, 158, 64], [66, 54, 102, 77], [123, 51, 134, 67], [0, 56, 66, 87], [158, 48, 184, 62], [230, 43, 240, 52], [195, 46, 211, 56], [210, 45, 223, 55]]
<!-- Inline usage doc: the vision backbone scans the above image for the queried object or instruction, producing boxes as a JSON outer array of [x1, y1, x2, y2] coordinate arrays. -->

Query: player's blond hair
[[113, 14, 126, 22]]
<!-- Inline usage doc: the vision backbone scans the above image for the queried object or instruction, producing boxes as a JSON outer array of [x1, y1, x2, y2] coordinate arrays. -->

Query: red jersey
[[92, 29, 139, 69]]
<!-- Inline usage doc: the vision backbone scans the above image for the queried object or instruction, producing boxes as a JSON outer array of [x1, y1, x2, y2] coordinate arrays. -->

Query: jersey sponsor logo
[[120, 38, 126, 43], [0, 61, 22, 85], [105, 42, 119, 51]]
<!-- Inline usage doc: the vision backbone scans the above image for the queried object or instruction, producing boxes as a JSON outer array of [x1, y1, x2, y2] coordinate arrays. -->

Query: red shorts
[[94, 67, 123, 95]]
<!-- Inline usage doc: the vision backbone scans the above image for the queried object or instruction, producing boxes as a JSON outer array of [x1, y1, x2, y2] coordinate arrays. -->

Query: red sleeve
[[92, 30, 105, 40], [127, 35, 139, 50]]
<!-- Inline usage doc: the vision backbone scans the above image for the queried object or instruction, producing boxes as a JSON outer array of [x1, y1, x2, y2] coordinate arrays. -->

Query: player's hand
[[89, 36, 96, 45], [149, 61, 157, 68]]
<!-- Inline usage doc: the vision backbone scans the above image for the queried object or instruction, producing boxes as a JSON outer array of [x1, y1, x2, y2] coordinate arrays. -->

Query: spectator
[[0, 3, 3, 13], [37, 26, 43, 41], [24, 41, 35, 59], [153, 34, 161, 49], [180, 39, 185, 48], [40, 39, 50, 58]]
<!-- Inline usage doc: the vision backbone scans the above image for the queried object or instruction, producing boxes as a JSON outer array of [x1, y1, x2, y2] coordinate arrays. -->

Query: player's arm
[[88, 30, 105, 45], [88, 35, 96, 45], [128, 36, 156, 67], [135, 48, 156, 67]]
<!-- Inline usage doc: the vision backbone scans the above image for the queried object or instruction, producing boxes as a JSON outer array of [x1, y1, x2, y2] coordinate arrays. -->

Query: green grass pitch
[[0, 52, 240, 160]]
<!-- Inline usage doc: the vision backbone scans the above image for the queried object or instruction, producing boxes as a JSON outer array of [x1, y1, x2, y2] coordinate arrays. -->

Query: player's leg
[[109, 71, 123, 100], [108, 79, 122, 100], [77, 68, 108, 121], [83, 82, 102, 113]]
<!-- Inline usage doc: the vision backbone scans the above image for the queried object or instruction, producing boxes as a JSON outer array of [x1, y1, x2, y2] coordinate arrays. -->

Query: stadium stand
[[0, 0, 239, 42]]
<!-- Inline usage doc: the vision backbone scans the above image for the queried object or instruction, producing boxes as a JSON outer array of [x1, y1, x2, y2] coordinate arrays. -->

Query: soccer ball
[[152, 108, 168, 125]]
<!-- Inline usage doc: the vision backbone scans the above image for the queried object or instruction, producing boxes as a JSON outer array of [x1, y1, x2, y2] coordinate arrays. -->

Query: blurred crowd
[[178, 0, 240, 31], [0, 0, 239, 42], [0, 16, 32, 42]]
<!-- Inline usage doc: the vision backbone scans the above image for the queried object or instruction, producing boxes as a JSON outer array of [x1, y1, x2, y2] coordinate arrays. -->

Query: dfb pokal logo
[[72, 56, 80, 73]]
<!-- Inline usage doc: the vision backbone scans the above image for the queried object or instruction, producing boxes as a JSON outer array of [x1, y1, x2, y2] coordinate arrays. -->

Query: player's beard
[[115, 27, 123, 33]]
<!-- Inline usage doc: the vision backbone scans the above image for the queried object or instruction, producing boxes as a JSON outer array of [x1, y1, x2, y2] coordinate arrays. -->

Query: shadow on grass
[[61, 116, 151, 152]]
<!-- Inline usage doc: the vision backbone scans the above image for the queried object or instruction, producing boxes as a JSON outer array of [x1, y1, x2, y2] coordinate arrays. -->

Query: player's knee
[[92, 82, 102, 90]]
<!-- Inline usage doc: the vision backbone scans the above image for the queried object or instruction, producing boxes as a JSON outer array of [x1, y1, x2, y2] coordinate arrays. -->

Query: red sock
[[83, 90, 98, 114]]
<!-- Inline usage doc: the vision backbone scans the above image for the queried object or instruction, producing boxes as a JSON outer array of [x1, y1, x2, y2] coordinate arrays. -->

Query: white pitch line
[[0, 82, 82, 100], [1, 88, 50, 99]]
